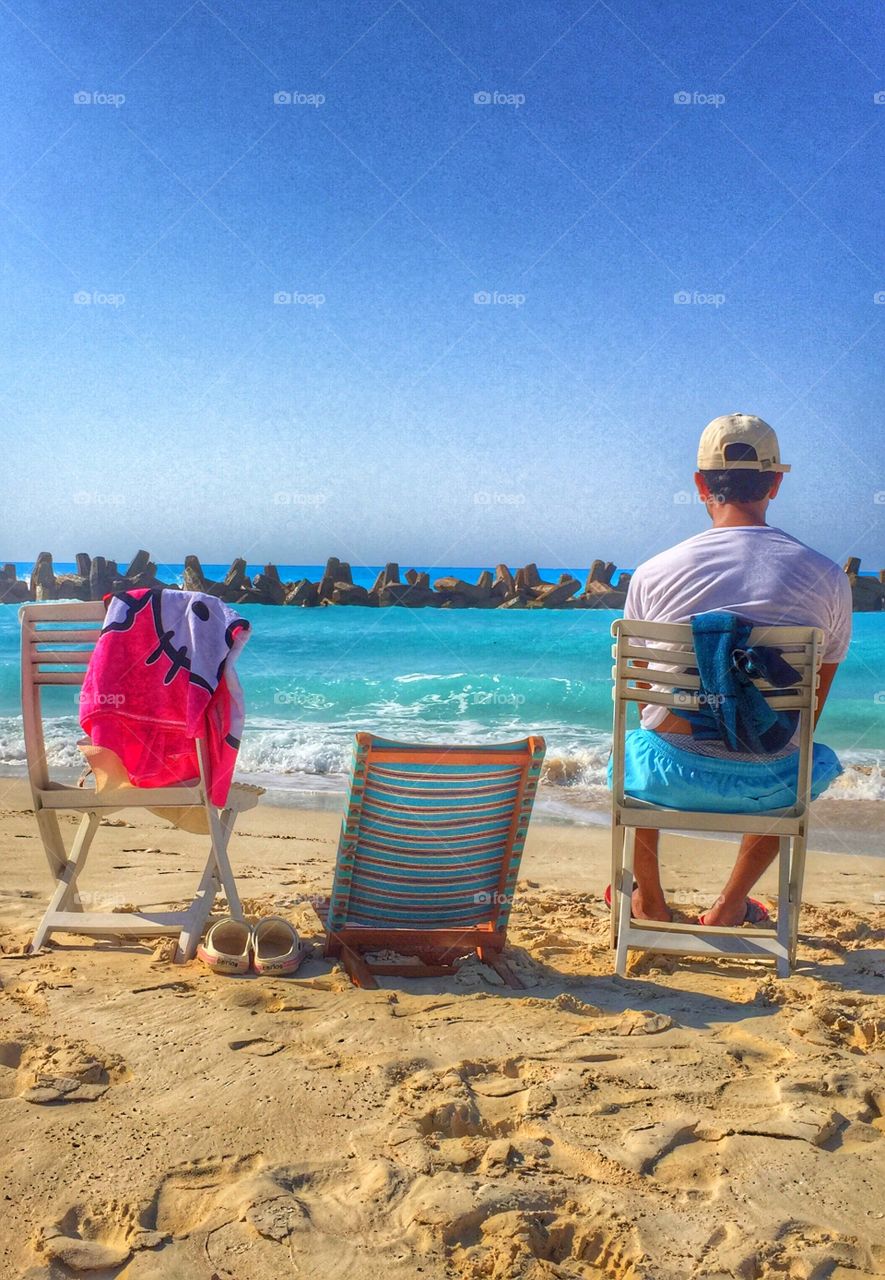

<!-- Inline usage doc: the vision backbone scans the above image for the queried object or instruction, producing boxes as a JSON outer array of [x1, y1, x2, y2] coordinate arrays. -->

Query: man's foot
[[604, 883, 672, 923], [698, 896, 770, 927], [632, 887, 672, 922]]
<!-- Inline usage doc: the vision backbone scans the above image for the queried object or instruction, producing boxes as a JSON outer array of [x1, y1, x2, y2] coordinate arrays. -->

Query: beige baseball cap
[[697, 413, 791, 472]]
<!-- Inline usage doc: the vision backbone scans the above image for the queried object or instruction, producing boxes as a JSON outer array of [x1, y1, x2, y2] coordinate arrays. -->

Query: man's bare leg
[[632, 828, 672, 921], [700, 833, 780, 926]]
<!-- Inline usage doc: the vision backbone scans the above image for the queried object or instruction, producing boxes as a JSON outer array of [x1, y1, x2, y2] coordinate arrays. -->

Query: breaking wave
[[1, 716, 883, 807]]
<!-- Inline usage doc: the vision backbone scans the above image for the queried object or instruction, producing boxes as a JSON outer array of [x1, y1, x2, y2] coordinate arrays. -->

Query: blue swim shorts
[[607, 730, 842, 813]]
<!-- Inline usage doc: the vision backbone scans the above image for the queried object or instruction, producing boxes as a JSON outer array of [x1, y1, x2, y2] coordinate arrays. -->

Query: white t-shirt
[[624, 525, 852, 730]]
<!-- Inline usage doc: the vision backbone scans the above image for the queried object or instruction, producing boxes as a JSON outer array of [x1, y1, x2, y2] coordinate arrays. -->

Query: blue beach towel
[[679, 611, 802, 753]]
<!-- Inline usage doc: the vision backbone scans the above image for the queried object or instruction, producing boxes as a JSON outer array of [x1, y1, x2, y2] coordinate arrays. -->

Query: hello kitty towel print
[[79, 588, 250, 806]]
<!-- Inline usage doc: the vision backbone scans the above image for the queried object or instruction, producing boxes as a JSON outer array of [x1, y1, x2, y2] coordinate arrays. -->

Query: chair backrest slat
[[611, 663, 816, 695], [617, 619, 817, 646], [22, 603, 103, 689], [28, 628, 101, 645], [618, 687, 810, 711], [612, 639, 814, 672], [19, 603, 105, 792], [29, 649, 94, 667], [30, 671, 88, 686]]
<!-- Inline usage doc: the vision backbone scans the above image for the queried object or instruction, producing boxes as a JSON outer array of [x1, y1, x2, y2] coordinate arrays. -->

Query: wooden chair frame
[[609, 618, 822, 978], [20, 602, 256, 961], [322, 733, 546, 988]]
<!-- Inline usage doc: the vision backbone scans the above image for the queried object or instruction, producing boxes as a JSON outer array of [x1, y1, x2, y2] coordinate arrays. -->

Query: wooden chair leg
[[614, 828, 636, 978], [788, 833, 808, 969], [175, 853, 221, 963], [175, 806, 243, 962], [775, 835, 791, 978], [477, 946, 524, 989], [207, 805, 243, 920], [31, 811, 101, 953], [59, 813, 101, 910], [610, 822, 626, 949], [35, 809, 72, 888], [340, 944, 379, 989]]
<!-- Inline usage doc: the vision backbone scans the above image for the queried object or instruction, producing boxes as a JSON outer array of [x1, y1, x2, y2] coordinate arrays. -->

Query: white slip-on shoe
[[251, 916, 307, 976], [197, 917, 252, 975]]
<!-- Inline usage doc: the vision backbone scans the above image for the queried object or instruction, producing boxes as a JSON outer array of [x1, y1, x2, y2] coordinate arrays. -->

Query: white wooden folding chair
[[610, 618, 822, 978], [20, 602, 260, 961]]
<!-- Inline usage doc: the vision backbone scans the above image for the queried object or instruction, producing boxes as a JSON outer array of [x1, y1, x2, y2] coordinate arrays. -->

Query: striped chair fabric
[[325, 734, 546, 969]]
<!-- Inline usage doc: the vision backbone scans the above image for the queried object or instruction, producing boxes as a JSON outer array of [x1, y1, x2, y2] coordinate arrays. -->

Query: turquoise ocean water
[[2, 564, 884, 842]]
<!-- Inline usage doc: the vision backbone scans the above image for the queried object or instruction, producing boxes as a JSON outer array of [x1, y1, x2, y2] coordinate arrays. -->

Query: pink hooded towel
[[79, 588, 250, 806]]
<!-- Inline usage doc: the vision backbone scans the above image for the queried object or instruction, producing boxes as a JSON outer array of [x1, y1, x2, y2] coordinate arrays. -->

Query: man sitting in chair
[[621, 414, 851, 927]]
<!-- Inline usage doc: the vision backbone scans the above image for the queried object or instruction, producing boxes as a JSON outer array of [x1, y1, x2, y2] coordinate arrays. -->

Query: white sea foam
[[826, 758, 885, 802], [1, 717, 883, 806], [237, 730, 350, 777], [393, 672, 468, 683], [0, 716, 85, 772]]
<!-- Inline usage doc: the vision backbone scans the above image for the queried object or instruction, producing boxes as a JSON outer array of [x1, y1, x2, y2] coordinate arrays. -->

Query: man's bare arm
[[632, 658, 650, 715], [815, 662, 838, 727]]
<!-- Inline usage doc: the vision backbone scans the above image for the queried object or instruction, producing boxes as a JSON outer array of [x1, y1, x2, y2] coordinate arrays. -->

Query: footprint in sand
[[801, 904, 885, 952], [753, 1223, 885, 1280], [389, 1058, 559, 1176], [87, 1156, 425, 1280], [640, 1075, 852, 1193], [16, 1037, 128, 1104], [5, 977, 57, 1015], [0, 927, 34, 956], [148, 1153, 265, 1239], [0, 1039, 25, 1099], [446, 1202, 643, 1280], [36, 1197, 165, 1274], [789, 993, 885, 1052]]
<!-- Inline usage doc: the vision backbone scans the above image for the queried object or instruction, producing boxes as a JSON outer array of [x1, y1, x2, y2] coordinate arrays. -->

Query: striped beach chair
[[322, 733, 546, 988]]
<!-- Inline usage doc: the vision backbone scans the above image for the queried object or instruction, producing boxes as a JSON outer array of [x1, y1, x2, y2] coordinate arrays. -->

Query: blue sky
[[1, 0, 882, 573]]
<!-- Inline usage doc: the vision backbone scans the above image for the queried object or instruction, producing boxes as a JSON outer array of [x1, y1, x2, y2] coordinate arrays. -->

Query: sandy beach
[[1, 778, 883, 1280]]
